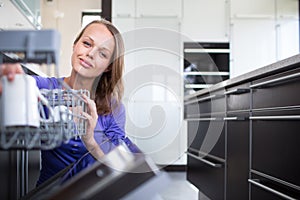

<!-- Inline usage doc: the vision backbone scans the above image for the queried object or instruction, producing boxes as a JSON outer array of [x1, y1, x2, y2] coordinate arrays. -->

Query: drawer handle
[[186, 117, 223, 121], [250, 115, 300, 120], [224, 88, 250, 95], [186, 152, 223, 168], [250, 72, 300, 89], [248, 179, 297, 200], [184, 94, 224, 105], [223, 117, 246, 121], [197, 94, 224, 102]]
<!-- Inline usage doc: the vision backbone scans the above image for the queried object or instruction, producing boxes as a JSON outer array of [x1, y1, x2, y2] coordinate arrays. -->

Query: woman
[[1, 19, 129, 186]]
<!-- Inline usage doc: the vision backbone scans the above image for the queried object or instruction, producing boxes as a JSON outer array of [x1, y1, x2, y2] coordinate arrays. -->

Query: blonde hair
[[74, 19, 125, 115]]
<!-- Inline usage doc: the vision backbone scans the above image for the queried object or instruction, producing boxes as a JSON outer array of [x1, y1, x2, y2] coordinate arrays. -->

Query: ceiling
[[0, 0, 35, 30]]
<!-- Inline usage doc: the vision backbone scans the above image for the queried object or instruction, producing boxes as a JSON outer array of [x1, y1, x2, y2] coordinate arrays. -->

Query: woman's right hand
[[0, 63, 24, 93]]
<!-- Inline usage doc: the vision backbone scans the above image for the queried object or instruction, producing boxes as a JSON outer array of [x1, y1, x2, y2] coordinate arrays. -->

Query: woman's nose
[[87, 47, 97, 58]]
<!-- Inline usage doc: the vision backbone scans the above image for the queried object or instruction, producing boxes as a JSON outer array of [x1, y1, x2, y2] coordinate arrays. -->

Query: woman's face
[[71, 23, 115, 78]]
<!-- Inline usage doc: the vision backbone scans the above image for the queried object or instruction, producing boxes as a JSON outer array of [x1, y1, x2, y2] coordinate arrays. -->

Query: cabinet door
[[182, 0, 229, 41], [251, 68, 300, 110], [249, 173, 300, 200], [276, 0, 299, 61], [187, 152, 225, 200], [226, 83, 251, 112], [230, 0, 275, 17], [136, 0, 181, 17], [187, 116, 226, 199], [251, 110, 300, 187], [115, 16, 183, 165], [112, 0, 135, 17], [226, 112, 250, 199], [230, 19, 276, 78], [188, 119, 225, 159]]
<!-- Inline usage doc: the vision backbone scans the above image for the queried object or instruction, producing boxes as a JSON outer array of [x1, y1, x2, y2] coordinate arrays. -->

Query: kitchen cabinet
[[250, 172, 300, 200], [226, 112, 249, 199], [136, 0, 181, 17], [181, 0, 229, 42], [249, 68, 300, 199], [187, 117, 225, 200], [226, 82, 251, 199], [275, 0, 299, 60], [185, 89, 227, 199], [185, 54, 300, 199], [230, 0, 275, 17], [113, 14, 185, 165], [229, 18, 277, 77], [250, 110, 300, 187], [112, 0, 135, 18], [112, 0, 181, 18], [229, 0, 299, 78], [187, 148, 225, 200]]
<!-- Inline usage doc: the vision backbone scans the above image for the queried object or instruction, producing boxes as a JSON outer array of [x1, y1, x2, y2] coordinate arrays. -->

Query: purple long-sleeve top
[[33, 76, 126, 185]]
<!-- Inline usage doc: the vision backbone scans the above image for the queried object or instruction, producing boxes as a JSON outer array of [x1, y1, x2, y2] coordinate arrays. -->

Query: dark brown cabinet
[[226, 112, 250, 200], [249, 68, 300, 199], [187, 151, 225, 200], [185, 54, 300, 200]]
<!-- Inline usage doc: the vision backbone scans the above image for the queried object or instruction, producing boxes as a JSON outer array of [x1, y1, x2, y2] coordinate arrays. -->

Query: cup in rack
[[0, 74, 53, 128]]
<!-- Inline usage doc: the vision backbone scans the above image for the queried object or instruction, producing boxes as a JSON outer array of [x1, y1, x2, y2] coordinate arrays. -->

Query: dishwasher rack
[[0, 88, 89, 150]]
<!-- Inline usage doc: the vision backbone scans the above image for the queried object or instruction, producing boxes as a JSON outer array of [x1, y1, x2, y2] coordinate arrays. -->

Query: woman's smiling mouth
[[80, 58, 93, 68]]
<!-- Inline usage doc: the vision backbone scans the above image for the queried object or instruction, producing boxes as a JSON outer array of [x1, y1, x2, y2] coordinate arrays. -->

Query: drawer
[[187, 151, 225, 200], [226, 82, 250, 112], [250, 110, 300, 187], [184, 100, 200, 118], [187, 118, 225, 159], [249, 172, 300, 200], [185, 91, 226, 118], [251, 68, 300, 110]]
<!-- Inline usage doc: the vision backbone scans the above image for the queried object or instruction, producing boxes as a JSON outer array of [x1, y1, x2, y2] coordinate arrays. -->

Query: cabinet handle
[[224, 88, 250, 95], [250, 115, 300, 120], [185, 94, 224, 105], [250, 72, 300, 89], [186, 152, 223, 168], [223, 116, 246, 121], [248, 179, 297, 200], [186, 117, 224, 121]]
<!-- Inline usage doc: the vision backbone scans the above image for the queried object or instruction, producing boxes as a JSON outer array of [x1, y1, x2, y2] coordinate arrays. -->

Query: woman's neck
[[64, 71, 95, 92]]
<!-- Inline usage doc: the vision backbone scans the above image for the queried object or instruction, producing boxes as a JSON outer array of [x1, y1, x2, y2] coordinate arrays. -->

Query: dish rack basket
[[0, 83, 90, 150]]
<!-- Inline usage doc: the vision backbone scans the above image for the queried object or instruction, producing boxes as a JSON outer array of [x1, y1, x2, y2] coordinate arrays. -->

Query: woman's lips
[[80, 58, 92, 68]]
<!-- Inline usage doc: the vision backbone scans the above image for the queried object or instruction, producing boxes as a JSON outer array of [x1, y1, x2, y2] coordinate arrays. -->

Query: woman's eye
[[99, 52, 107, 58], [83, 41, 91, 47]]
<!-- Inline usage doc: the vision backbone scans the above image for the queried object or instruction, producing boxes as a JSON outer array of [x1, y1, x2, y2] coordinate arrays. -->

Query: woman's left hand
[[80, 94, 104, 159], [81, 94, 98, 141]]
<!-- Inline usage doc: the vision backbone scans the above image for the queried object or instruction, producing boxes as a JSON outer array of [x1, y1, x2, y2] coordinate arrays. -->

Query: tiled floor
[[157, 172, 199, 200]]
